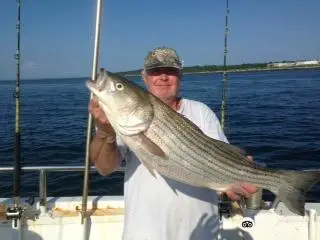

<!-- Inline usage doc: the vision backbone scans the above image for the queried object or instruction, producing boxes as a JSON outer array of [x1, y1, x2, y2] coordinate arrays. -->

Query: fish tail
[[277, 170, 320, 216]]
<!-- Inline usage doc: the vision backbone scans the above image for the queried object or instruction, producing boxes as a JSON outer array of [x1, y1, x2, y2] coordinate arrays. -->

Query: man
[[89, 47, 257, 239]]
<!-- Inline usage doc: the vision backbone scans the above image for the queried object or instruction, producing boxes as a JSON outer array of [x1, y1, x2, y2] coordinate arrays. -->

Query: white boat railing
[[0, 166, 319, 240], [0, 165, 125, 208]]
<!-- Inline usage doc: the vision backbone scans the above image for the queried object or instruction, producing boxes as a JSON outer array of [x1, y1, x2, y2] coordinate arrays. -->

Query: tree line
[[117, 62, 319, 76]]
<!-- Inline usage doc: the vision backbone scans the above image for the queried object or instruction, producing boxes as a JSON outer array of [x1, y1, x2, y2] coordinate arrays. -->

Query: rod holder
[[39, 170, 47, 212]]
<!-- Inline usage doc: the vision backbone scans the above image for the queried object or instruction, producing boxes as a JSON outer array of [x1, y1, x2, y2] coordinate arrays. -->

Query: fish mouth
[[86, 73, 107, 92], [86, 80, 95, 89], [86, 80, 102, 98], [86, 80, 98, 91]]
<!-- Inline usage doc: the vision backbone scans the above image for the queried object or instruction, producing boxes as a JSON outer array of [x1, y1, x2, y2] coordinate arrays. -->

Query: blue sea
[[0, 69, 319, 202]]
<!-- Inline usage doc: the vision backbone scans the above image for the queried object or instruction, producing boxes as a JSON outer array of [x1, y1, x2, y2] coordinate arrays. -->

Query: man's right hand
[[88, 97, 119, 175], [89, 98, 116, 139]]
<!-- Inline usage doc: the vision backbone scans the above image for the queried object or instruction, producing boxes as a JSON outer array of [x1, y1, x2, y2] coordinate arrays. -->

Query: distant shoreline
[[1, 65, 319, 81], [122, 65, 320, 77]]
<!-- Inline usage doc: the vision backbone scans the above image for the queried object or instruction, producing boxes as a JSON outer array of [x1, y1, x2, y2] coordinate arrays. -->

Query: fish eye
[[115, 83, 124, 91]]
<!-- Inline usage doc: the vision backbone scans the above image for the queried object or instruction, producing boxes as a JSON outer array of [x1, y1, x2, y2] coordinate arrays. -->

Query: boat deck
[[0, 196, 319, 240]]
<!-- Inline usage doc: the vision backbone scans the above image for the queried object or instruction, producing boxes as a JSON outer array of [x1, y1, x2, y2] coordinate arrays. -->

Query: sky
[[0, 0, 319, 80]]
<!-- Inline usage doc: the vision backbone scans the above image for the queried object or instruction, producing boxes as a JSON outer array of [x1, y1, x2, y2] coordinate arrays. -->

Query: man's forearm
[[90, 132, 120, 176]]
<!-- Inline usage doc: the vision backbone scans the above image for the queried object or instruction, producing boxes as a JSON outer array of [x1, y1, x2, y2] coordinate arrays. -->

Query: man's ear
[[141, 70, 148, 85]]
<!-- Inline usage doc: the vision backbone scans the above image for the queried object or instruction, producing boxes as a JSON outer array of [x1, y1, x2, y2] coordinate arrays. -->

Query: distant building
[[295, 60, 319, 66], [267, 62, 295, 67], [267, 60, 320, 68]]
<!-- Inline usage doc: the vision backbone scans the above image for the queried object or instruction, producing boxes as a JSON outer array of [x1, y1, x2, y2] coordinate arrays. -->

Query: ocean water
[[0, 69, 319, 202]]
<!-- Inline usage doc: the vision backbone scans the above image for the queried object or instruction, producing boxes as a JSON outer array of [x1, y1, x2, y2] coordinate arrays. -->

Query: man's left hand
[[225, 155, 258, 200]]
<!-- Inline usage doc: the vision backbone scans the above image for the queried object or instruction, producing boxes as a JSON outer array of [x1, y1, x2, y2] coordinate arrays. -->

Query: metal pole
[[14, 0, 22, 208], [81, 0, 103, 226], [220, 0, 229, 135], [39, 170, 47, 215]]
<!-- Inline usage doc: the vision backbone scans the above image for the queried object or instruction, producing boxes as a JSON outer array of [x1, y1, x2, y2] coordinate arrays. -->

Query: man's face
[[143, 67, 181, 102]]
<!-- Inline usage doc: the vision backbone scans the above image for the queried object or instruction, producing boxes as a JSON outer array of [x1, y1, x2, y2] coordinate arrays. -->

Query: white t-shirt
[[116, 98, 229, 240]]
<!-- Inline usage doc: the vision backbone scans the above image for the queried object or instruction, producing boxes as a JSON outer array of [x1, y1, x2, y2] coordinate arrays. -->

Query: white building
[[268, 60, 320, 68], [295, 60, 320, 66]]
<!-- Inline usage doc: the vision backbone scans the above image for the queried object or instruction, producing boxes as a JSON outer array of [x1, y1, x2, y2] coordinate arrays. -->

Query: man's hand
[[88, 97, 115, 138], [225, 155, 258, 200], [89, 97, 109, 125]]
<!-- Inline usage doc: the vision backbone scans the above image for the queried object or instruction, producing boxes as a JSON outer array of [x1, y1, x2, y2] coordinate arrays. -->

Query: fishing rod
[[6, 0, 24, 231], [218, 0, 234, 220], [81, 0, 103, 228], [14, 0, 22, 205], [218, 0, 264, 214], [220, 0, 229, 135]]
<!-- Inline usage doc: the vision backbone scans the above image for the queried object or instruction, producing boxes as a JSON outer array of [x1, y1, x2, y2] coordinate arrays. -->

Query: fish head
[[86, 69, 154, 136]]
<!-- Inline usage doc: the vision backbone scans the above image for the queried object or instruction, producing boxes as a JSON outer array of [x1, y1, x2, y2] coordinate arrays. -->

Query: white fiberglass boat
[[1, 0, 319, 239], [0, 166, 319, 240]]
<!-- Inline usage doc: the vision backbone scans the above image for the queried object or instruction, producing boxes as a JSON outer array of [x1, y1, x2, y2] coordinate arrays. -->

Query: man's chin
[[157, 95, 176, 103]]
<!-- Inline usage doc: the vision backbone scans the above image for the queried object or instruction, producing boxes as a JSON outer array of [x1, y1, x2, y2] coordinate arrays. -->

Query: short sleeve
[[201, 105, 229, 143], [116, 135, 129, 164]]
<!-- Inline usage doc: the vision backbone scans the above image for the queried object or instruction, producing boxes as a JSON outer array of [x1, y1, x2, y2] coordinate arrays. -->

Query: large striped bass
[[86, 69, 320, 216]]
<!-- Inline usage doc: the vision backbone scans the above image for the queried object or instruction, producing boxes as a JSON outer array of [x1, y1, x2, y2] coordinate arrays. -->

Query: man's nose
[[159, 73, 169, 81]]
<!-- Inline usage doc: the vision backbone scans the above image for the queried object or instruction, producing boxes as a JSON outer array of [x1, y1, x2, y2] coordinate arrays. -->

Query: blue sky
[[1, 0, 319, 80]]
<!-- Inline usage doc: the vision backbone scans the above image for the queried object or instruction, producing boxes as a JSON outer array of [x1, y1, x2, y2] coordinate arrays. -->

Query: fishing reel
[[6, 205, 25, 228]]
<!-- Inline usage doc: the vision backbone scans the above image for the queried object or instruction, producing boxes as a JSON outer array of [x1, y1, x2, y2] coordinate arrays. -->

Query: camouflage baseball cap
[[143, 47, 183, 70]]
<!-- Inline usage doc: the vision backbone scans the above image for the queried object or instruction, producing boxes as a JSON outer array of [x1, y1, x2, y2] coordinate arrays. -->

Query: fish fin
[[132, 133, 167, 159], [277, 170, 320, 216], [227, 144, 247, 156]]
